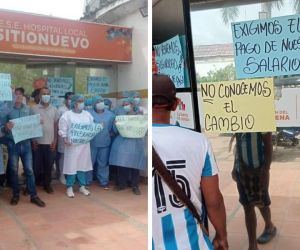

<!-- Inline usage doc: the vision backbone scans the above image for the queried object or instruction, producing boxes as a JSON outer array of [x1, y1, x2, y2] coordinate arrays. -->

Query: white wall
[[114, 10, 148, 92]]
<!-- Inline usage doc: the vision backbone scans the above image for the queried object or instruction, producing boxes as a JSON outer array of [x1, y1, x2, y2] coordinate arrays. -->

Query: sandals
[[257, 227, 277, 244]]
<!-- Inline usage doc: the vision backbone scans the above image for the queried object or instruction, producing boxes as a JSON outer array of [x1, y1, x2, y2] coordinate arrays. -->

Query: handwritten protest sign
[[47, 77, 73, 97], [154, 35, 185, 88], [115, 115, 148, 138], [50, 96, 64, 108], [69, 122, 103, 144], [232, 14, 300, 79], [0, 73, 12, 101], [87, 76, 110, 94], [199, 78, 276, 133], [179, 35, 190, 88], [11, 114, 42, 143]]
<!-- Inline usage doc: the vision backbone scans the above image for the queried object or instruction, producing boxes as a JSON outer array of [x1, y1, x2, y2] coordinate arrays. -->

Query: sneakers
[[132, 187, 141, 195], [31, 196, 46, 207], [101, 185, 109, 190], [10, 196, 20, 206], [79, 186, 90, 196], [257, 227, 277, 244], [66, 187, 75, 198]]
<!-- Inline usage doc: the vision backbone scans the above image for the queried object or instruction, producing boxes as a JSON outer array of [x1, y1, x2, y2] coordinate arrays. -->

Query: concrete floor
[[0, 181, 147, 250], [207, 133, 300, 250]]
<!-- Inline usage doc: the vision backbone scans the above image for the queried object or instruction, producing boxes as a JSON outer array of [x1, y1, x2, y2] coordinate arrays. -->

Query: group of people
[[0, 85, 146, 207], [152, 74, 276, 250]]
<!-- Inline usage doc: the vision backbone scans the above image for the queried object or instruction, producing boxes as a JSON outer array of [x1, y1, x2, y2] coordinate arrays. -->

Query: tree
[[220, 0, 295, 25], [0, 63, 91, 96], [0, 63, 42, 95], [199, 63, 236, 83]]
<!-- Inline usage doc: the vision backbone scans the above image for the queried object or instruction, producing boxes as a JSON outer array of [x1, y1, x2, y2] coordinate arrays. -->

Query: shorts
[[235, 169, 271, 207]]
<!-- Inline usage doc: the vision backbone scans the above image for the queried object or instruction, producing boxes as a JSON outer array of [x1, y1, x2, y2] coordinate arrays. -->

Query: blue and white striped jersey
[[234, 132, 267, 170], [152, 124, 218, 250]]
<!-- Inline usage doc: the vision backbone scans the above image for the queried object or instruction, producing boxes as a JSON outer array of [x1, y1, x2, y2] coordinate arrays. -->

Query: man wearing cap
[[58, 95, 93, 198], [87, 95, 115, 189], [152, 74, 228, 250], [109, 97, 145, 195]]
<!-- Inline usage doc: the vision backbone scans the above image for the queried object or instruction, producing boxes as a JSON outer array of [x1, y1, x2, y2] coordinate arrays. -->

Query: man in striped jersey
[[152, 74, 228, 250], [233, 133, 276, 250]]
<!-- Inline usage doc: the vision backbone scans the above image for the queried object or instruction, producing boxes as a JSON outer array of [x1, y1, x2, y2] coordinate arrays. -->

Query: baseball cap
[[152, 74, 176, 103]]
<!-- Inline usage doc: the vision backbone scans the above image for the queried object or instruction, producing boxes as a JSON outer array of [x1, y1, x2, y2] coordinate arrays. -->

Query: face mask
[[22, 96, 27, 105], [123, 105, 131, 112], [96, 102, 105, 110], [104, 105, 109, 110], [77, 102, 85, 111], [134, 97, 140, 105], [41, 95, 50, 103]]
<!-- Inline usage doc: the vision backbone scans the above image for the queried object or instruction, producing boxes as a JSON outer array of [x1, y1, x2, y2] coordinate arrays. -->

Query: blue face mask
[[77, 102, 85, 111], [123, 105, 131, 112], [134, 97, 140, 105], [41, 95, 50, 104], [96, 102, 105, 110]]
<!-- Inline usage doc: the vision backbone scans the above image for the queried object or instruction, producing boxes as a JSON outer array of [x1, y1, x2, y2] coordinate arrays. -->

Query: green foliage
[[75, 67, 90, 94], [199, 64, 236, 83], [0, 63, 90, 96], [0, 63, 42, 96]]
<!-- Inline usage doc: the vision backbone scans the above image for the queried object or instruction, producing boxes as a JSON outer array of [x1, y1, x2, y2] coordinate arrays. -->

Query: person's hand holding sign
[[5, 121, 14, 131], [64, 137, 71, 146]]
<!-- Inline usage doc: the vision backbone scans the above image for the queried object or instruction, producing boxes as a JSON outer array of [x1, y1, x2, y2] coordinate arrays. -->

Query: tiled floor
[[207, 133, 300, 250], [2, 134, 300, 250], [0, 181, 147, 250]]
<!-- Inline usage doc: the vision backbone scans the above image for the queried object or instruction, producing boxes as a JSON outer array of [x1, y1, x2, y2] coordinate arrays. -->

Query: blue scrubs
[[109, 107, 145, 188], [88, 109, 115, 186]]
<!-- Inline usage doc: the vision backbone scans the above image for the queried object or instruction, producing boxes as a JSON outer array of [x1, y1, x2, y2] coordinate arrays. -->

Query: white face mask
[[134, 97, 140, 105], [77, 102, 85, 111], [41, 95, 50, 104], [123, 105, 131, 112], [96, 102, 105, 110]]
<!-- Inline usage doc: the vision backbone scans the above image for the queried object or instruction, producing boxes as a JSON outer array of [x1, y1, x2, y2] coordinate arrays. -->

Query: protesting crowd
[[0, 85, 147, 207]]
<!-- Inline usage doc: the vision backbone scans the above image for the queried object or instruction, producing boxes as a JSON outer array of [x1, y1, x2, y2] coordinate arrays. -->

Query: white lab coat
[[58, 110, 93, 175], [57, 104, 69, 153]]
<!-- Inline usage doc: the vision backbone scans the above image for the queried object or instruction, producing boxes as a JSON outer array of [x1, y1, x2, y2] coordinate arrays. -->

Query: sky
[[0, 0, 85, 20], [191, 1, 295, 45]]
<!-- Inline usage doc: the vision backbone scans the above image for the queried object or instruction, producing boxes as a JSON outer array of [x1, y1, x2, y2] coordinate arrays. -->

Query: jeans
[[34, 144, 55, 187], [66, 171, 86, 187], [88, 146, 110, 186], [7, 140, 37, 198]]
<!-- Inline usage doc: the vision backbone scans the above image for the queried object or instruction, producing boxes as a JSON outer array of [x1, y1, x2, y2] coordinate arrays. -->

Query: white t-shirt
[[152, 124, 218, 250]]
